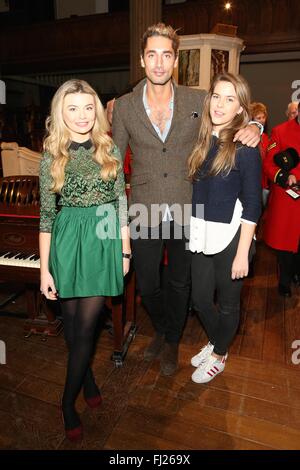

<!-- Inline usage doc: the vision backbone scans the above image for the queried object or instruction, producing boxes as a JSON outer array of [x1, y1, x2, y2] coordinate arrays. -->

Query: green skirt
[[49, 205, 123, 298]]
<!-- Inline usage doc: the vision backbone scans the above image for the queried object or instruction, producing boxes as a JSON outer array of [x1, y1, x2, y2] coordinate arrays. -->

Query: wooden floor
[[1, 241, 300, 450]]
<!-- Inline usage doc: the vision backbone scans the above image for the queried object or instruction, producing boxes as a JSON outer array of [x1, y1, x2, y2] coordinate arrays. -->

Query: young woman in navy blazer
[[188, 73, 261, 384]]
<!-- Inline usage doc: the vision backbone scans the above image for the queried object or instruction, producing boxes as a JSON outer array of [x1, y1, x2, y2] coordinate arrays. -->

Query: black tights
[[60, 296, 105, 430]]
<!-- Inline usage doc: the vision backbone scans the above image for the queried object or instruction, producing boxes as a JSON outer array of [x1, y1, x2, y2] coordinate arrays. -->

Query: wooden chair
[[1, 142, 41, 177]]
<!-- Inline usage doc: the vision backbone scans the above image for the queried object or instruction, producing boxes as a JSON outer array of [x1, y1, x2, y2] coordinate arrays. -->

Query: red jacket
[[108, 130, 131, 175], [260, 132, 269, 189], [123, 146, 132, 176], [263, 118, 300, 252]]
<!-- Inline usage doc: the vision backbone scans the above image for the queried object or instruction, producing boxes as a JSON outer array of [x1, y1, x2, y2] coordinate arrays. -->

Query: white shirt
[[190, 199, 243, 254], [143, 84, 174, 222]]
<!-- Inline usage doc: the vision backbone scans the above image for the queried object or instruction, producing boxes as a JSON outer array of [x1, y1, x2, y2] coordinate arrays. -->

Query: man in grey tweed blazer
[[113, 23, 260, 376]]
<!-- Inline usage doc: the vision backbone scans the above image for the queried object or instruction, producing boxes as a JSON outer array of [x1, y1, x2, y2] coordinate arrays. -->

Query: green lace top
[[39, 140, 128, 232]]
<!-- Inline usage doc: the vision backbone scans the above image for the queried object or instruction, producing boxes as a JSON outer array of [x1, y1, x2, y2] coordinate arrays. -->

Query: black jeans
[[191, 228, 254, 356], [131, 221, 191, 343]]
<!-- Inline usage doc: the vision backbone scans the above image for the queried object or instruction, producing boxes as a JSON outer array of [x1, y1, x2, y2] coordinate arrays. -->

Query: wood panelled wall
[[165, 0, 300, 54], [0, 0, 299, 74], [0, 12, 130, 74]]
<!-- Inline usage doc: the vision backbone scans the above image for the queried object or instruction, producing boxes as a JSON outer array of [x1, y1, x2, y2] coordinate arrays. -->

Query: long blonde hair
[[43, 79, 119, 193], [188, 73, 251, 179]]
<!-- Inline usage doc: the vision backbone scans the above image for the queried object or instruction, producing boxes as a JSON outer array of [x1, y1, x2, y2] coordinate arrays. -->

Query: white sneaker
[[190, 342, 214, 368], [191, 354, 227, 384]]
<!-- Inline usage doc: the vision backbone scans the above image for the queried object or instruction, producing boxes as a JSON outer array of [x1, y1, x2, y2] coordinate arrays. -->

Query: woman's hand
[[123, 257, 130, 276], [121, 225, 131, 276], [40, 271, 58, 300], [231, 254, 249, 280]]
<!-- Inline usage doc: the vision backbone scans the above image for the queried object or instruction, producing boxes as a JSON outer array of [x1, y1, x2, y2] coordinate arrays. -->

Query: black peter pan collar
[[69, 139, 93, 151]]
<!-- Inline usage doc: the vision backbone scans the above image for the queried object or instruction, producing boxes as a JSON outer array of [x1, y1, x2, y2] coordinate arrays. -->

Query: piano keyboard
[[0, 251, 40, 269]]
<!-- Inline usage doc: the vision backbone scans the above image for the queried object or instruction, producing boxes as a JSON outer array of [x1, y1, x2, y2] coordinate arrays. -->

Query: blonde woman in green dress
[[39, 79, 130, 442]]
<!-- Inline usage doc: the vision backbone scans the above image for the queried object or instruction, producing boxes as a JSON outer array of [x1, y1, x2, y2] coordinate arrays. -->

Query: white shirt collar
[[143, 83, 174, 114]]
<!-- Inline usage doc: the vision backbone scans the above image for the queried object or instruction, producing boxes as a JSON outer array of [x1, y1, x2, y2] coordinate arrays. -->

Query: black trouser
[[191, 229, 254, 356], [131, 222, 191, 343], [277, 248, 300, 287]]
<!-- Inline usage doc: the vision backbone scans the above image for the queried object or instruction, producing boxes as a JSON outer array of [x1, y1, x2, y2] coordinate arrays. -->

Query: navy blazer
[[192, 137, 262, 224]]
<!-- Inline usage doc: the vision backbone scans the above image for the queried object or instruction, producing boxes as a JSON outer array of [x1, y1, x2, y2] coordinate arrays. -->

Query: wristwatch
[[122, 252, 132, 259], [249, 120, 264, 135]]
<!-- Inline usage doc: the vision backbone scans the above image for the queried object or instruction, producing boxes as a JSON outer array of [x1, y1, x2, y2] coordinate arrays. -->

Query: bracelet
[[122, 252, 132, 259]]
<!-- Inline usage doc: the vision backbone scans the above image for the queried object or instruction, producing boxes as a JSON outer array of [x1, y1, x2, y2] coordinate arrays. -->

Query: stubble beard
[[146, 73, 172, 87]]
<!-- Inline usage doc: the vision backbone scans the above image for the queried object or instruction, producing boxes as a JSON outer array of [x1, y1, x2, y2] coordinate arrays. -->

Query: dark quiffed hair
[[140, 23, 180, 57]]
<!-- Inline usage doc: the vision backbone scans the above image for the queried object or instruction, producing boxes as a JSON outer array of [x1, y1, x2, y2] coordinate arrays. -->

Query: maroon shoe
[[61, 408, 83, 442], [85, 394, 103, 409], [65, 424, 83, 442]]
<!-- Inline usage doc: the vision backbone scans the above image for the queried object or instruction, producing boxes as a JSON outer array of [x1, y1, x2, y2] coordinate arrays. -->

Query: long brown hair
[[43, 79, 119, 193], [188, 73, 251, 179]]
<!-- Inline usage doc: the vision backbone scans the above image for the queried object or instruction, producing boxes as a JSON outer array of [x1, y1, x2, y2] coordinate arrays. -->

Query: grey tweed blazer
[[112, 78, 206, 227]]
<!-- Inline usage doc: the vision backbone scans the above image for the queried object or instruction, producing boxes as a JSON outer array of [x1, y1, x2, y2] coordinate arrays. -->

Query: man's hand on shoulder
[[233, 124, 261, 147]]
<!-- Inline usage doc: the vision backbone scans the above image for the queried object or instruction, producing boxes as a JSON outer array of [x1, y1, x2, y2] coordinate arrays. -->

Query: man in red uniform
[[286, 101, 299, 121], [263, 101, 300, 296], [250, 102, 269, 204]]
